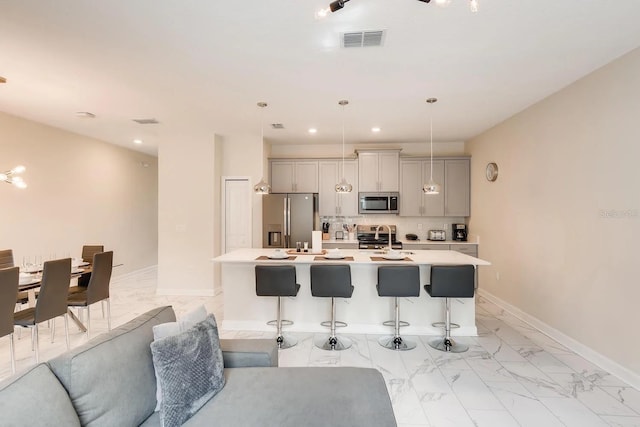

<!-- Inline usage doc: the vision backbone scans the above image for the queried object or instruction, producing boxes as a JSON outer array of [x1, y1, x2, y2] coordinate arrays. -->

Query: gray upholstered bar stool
[[426, 264, 475, 353], [255, 265, 300, 349], [377, 265, 420, 351], [310, 264, 354, 351]]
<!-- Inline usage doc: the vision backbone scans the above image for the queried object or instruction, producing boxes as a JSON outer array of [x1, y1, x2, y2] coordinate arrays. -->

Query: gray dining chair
[[73, 244, 105, 292], [14, 258, 72, 363], [67, 251, 113, 338], [0, 249, 29, 306], [1, 266, 19, 373]]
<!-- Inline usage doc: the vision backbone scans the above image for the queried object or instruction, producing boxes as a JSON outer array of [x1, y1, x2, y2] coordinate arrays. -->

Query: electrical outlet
[[417, 223, 423, 230]]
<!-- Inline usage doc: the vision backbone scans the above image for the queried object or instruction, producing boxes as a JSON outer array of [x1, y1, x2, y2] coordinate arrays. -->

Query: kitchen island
[[212, 248, 490, 336]]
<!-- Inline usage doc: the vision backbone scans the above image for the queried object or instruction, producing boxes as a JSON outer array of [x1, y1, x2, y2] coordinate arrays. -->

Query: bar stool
[[255, 265, 300, 349], [310, 265, 354, 351], [426, 264, 475, 353], [377, 266, 420, 351]]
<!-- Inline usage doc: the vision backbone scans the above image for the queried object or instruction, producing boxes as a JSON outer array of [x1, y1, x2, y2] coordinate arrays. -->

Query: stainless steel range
[[356, 225, 403, 250]]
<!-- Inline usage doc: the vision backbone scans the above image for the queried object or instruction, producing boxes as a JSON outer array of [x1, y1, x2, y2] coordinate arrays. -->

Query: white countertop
[[213, 248, 490, 266]]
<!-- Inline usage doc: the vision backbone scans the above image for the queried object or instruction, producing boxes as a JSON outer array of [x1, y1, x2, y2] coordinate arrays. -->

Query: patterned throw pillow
[[152, 306, 208, 411], [150, 314, 225, 427]]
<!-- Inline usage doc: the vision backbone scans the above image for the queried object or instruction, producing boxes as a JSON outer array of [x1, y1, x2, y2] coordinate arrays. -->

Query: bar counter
[[213, 249, 490, 336]]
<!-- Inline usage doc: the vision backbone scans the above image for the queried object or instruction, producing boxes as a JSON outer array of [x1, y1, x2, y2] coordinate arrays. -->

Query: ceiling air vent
[[132, 118, 159, 124], [271, 123, 285, 129], [342, 30, 385, 48]]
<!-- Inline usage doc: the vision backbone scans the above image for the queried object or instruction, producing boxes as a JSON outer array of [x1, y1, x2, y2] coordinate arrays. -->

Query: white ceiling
[[1, 0, 640, 156]]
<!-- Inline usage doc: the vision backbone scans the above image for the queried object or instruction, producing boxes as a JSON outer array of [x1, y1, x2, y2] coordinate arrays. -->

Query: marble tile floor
[[1, 267, 639, 427]]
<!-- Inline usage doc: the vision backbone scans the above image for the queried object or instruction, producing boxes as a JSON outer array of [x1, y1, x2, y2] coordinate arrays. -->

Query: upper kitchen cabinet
[[357, 150, 400, 192], [318, 160, 358, 217], [399, 159, 445, 217], [399, 157, 469, 217], [444, 158, 470, 217], [270, 160, 319, 193]]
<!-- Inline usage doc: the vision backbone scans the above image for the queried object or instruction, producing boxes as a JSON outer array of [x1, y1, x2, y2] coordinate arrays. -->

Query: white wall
[[157, 132, 222, 295], [466, 47, 640, 379], [0, 111, 158, 273]]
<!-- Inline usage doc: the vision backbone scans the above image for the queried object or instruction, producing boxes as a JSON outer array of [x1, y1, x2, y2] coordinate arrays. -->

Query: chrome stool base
[[275, 334, 297, 350], [320, 320, 347, 328], [378, 335, 416, 351], [428, 337, 468, 353], [315, 335, 352, 351], [383, 320, 409, 327]]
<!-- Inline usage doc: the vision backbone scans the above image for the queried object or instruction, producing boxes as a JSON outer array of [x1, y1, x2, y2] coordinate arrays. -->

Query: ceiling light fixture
[[0, 76, 7, 84], [254, 102, 271, 195], [423, 98, 441, 195], [372, 127, 381, 133], [1, 165, 27, 189], [133, 139, 143, 145], [335, 100, 353, 194], [308, 128, 317, 134]]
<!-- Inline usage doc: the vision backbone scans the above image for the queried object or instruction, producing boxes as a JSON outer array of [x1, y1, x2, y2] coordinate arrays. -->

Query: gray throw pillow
[[150, 314, 225, 427]]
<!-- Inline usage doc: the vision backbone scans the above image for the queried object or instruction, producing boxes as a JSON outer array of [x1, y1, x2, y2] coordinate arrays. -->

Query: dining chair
[[75, 244, 105, 291], [0, 249, 14, 269], [14, 258, 72, 363], [67, 251, 113, 339], [0, 266, 19, 373], [0, 249, 29, 306]]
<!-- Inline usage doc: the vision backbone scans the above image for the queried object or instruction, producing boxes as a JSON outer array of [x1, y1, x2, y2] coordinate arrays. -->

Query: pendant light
[[335, 100, 353, 193], [1, 165, 27, 189], [423, 97, 441, 195], [253, 102, 271, 194]]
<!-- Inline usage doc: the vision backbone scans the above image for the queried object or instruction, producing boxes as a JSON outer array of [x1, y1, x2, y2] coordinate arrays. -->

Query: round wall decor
[[485, 162, 499, 182]]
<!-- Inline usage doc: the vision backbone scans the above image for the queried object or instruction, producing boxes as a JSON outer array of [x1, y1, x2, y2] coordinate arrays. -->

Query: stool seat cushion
[[310, 265, 354, 298], [376, 266, 420, 297], [255, 265, 300, 297], [426, 265, 475, 298]]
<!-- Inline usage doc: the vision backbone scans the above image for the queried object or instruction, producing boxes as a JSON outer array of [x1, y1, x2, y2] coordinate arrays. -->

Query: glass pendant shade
[[423, 179, 441, 195], [335, 177, 353, 193], [253, 178, 271, 195]]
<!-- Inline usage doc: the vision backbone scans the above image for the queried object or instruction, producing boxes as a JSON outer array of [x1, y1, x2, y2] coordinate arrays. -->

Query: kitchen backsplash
[[320, 214, 466, 242]]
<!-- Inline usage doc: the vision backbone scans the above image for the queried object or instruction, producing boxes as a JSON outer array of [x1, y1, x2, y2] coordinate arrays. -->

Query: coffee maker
[[452, 224, 468, 241]]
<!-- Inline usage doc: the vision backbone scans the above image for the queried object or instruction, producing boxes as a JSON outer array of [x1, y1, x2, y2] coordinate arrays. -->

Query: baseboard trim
[[478, 288, 640, 391]]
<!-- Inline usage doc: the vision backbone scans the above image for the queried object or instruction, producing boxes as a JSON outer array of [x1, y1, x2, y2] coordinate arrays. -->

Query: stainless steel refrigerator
[[263, 193, 319, 248]]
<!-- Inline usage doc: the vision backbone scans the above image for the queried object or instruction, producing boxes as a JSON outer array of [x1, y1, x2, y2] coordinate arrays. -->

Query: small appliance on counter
[[452, 223, 468, 241], [405, 233, 418, 241], [427, 230, 446, 241]]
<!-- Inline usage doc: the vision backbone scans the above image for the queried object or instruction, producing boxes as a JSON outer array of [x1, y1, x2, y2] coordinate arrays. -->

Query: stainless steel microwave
[[358, 192, 399, 214]]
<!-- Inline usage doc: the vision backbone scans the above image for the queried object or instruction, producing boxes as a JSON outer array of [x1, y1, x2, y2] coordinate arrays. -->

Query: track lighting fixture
[[317, 0, 478, 18]]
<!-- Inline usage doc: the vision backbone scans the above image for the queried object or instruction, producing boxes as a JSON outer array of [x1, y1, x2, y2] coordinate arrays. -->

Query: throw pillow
[[150, 314, 225, 427], [152, 305, 208, 411]]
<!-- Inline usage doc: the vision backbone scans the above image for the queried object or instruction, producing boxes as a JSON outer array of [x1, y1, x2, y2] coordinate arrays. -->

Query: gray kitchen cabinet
[[399, 157, 469, 217], [412, 244, 450, 250], [444, 159, 470, 217], [270, 160, 318, 193], [399, 159, 444, 217], [357, 150, 399, 192], [318, 160, 358, 217], [450, 244, 477, 257]]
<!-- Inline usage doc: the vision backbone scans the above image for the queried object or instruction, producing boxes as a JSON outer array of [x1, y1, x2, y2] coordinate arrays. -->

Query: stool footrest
[[431, 321, 460, 329], [267, 319, 293, 327], [320, 320, 347, 328], [383, 320, 409, 328]]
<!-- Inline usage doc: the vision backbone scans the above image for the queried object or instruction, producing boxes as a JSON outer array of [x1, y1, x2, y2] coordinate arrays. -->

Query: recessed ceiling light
[[76, 111, 96, 118], [308, 128, 317, 134], [372, 127, 381, 133], [133, 139, 143, 145]]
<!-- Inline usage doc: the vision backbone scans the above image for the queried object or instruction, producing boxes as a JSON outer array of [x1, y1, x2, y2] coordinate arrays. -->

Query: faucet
[[374, 225, 392, 250]]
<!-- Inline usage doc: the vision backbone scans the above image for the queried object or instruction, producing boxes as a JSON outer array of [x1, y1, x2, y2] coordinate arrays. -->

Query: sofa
[[0, 306, 397, 427]]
